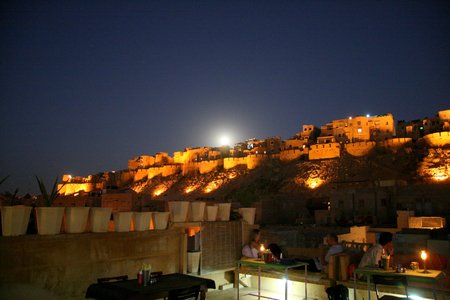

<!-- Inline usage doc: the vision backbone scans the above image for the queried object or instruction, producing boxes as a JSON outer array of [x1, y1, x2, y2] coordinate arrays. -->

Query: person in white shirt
[[242, 229, 262, 258], [313, 233, 344, 271], [296, 233, 344, 272], [358, 232, 393, 269]]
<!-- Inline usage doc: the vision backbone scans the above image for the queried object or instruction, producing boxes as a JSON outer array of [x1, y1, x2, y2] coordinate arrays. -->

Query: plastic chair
[[372, 275, 408, 300], [167, 285, 200, 300]]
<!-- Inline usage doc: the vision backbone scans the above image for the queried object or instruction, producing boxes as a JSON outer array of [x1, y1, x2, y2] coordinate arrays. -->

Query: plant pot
[[1, 205, 32, 236], [187, 251, 201, 274], [133, 212, 152, 231], [205, 206, 218, 221], [35, 207, 65, 235], [238, 207, 256, 225], [189, 202, 205, 222], [89, 207, 112, 233], [217, 203, 231, 221], [152, 212, 170, 230], [168, 201, 189, 222], [64, 207, 90, 233], [113, 212, 133, 232]]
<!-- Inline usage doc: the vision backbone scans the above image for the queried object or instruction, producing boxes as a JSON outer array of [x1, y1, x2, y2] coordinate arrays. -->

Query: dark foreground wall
[[0, 228, 185, 300]]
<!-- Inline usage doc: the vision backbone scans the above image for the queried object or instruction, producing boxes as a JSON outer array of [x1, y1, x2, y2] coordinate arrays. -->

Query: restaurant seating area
[[1, 218, 450, 300]]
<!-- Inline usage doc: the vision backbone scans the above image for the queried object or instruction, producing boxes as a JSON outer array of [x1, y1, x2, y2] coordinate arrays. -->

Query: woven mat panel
[[201, 221, 242, 272]]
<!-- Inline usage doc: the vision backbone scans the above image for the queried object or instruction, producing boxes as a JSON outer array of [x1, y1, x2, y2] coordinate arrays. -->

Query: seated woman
[[242, 229, 262, 258]]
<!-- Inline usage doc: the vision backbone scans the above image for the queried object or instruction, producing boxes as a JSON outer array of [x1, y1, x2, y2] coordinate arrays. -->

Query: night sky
[[1, 1, 449, 195]]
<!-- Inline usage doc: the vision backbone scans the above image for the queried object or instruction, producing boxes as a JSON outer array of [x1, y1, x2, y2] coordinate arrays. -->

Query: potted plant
[[205, 205, 218, 221], [152, 211, 170, 230], [35, 176, 65, 235], [64, 205, 90, 234], [1, 176, 32, 236], [236, 189, 257, 225], [133, 204, 152, 232], [168, 201, 189, 222], [113, 211, 134, 232], [189, 201, 205, 222], [88, 206, 112, 233]]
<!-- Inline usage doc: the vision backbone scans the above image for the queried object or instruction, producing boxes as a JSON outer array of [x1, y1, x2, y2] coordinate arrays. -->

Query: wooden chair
[[167, 285, 200, 300], [372, 275, 408, 300], [97, 275, 128, 284]]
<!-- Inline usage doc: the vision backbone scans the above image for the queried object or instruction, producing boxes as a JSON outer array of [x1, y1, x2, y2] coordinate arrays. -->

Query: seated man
[[358, 231, 393, 269], [297, 233, 344, 272], [315, 233, 344, 271]]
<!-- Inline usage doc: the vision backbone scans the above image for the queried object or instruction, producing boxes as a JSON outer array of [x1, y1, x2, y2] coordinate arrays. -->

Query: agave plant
[[35, 176, 66, 207], [0, 175, 10, 186], [1, 175, 20, 205]]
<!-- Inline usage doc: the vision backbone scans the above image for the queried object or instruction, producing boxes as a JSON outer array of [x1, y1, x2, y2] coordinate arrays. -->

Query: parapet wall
[[247, 154, 269, 169], [345, 141, 376, 157], [134, 168, 148, 181], [148, 165, 180, 179], [59, 182, 97, 195], [423, 131, 450, 147], [223, 157, 247, 169], [182, 159, 223, 175], [309, 143, 341, 160], [380, 137, 413, 148], [279, 149, 308, 161], [0, 229, 185, 300]]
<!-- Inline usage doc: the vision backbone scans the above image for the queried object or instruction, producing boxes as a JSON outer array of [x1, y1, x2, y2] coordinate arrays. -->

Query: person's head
[[250, 229, 261, 243], [378, 232, 393, 247], [326, 233, 339, 246]]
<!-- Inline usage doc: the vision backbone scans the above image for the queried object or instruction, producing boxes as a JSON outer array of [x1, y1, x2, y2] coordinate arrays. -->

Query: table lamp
[[420, 250, 429, 273]]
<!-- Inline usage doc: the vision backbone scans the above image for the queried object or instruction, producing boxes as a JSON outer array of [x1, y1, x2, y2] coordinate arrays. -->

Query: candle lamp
[[420, 250, 430, 273]]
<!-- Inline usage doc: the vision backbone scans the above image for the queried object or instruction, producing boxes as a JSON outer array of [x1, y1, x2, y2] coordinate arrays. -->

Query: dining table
[[353, 266, 445, 300], [237, 258, 309, 300], [85, 273, 216, 300]]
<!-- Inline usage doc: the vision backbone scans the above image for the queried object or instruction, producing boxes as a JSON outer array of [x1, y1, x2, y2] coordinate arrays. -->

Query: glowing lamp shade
[[260, 244, 265, 252], [420, 250, 427, 261], [420, 250, 429, 273]]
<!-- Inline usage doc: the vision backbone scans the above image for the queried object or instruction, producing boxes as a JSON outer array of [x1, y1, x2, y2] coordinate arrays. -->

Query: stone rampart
[[148, 165, 180, 179], [198, 159, 223, 174], [59, 182, 96, 195], [380, 137, 413, 148], [223, 157, 247, 169], [308, 143, 340, 160], [247, 154, 268, 169], [279, 149, 308, 161], [134, 168, 148, 181], [345, 141, 376, 157], [423, 131, 450, 147]]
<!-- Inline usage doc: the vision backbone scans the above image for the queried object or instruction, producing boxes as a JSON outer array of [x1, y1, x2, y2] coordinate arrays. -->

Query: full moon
[[219, 135, 231, 146]]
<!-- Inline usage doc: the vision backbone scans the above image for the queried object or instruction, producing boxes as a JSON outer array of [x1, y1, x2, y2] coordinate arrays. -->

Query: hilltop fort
[[47, 109, 450, 227]]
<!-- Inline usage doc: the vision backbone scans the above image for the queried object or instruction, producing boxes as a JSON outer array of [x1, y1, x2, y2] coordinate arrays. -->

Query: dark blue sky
[[1, 1, 449, 194]]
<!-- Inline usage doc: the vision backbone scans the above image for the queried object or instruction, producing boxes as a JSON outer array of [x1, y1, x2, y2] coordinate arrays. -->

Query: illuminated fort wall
[[423, 131, 450, 147], [128, 155, 155, 170], [309, 143, 341, 160], [134, 169, 148, 181], [283, 139, 307, 150], [247, 154, 268, 169], [279, 149, 308, 161], [147, 165, 180, 179], [380, 137, 413, 148], [345, 141, 376, 157], [223, 157, 247, 169]]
